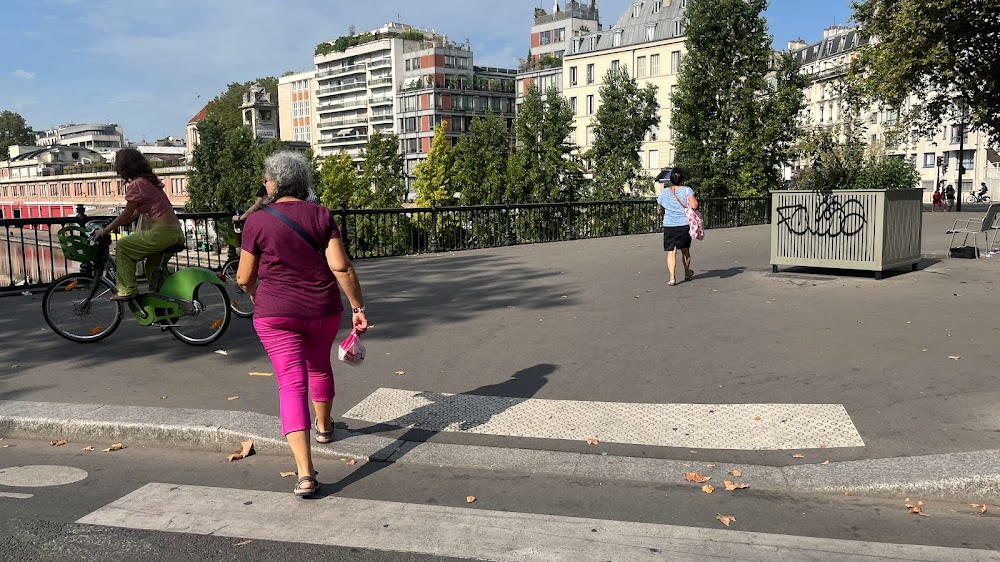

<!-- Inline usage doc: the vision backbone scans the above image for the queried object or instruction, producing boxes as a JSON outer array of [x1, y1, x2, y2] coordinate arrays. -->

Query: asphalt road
[[1, 211, 998, 466]]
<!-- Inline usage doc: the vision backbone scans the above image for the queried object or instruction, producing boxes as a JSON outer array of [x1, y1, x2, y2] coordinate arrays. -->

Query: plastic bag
[[337, 329, 366, 367]]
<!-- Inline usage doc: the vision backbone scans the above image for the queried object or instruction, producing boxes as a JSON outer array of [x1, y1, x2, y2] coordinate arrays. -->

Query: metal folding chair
[[947, 202, 1000, 256]]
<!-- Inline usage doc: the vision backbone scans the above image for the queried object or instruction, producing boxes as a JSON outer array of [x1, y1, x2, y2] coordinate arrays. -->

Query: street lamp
[[954, 100, 969, 212]]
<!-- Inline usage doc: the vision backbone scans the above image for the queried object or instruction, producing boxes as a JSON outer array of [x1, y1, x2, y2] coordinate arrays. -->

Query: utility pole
[[955, 101, 969, 212]]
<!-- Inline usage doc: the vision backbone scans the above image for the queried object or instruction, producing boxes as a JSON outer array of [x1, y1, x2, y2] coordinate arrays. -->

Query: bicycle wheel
[[968, 195, 978, 203], [221, 259, 253, 318], [42, 274, 122, 343], [167, 282, 232, 346]]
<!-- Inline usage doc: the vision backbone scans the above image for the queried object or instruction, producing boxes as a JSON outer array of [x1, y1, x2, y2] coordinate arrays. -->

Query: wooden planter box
[[770, 189, 923, 279]]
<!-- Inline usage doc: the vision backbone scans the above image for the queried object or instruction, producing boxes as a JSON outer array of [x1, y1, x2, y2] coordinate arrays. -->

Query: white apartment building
[[35, 123, 125, 161], [563, 0, 688, 190], [278, 69, 317, 145], [516, 1, 602, 108]]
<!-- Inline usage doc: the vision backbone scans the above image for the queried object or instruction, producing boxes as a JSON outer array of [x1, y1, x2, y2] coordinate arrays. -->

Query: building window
[[611, 60, 620, 72], [586, 125, 595, 146], [671, 51, 681, 74], [648, 149, 659, 169], [653, 0, 663, 13], [570, 66, 578, 86], [632, 3, 641, 17], [650, 54, 660, 75], [681, 0, 687, 6], [613, 30, 623, 47], [586, 64, 595, 84], [961, 150, 975, 170], [570, 97, 578, 115], [540, 30, 552, 45], [637, 56, 647, 78], [674, 19, 683, 36], [646, 24, 656, 41], [587, 95, 594, 115], [648, 125, 658, 141], [555, 28, 566, 42]]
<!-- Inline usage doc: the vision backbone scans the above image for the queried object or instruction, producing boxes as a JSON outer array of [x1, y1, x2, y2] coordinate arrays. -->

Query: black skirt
[[663, 225, 692, 251]]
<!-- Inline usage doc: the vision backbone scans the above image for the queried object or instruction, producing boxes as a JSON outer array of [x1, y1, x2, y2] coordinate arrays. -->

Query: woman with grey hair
[[237, 150, 368, 498]]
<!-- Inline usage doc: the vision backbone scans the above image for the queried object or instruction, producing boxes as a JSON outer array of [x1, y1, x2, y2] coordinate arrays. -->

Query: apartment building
[[278, 70, 317, 145], [35, 123, 125, 152], [791, 26, 999, 200], [563, 0, 688, 188], [516, 1, 602, 108]]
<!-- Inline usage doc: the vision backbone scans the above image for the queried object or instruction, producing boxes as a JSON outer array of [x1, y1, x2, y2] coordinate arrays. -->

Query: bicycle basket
[[57, 225, 98, 263], [215, 218, 242, 248]]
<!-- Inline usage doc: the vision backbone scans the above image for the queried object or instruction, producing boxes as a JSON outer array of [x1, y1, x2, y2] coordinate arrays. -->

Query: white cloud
[[13, 70, 36, 79]]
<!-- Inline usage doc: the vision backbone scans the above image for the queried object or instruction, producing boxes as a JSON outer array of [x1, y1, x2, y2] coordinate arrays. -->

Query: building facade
[[516, 1, 602, 108], [563, 0, 688, 190], [35, 123, 125, 152], [278, 70, 317, 145]]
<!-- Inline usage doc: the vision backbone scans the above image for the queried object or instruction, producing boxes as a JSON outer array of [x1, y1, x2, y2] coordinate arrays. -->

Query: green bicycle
[[42, 222, 232, 346], [215, 217, 253, 318]]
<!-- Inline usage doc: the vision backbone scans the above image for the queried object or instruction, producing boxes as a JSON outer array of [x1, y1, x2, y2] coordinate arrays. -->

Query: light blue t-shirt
[[657, 185, 694, 227]]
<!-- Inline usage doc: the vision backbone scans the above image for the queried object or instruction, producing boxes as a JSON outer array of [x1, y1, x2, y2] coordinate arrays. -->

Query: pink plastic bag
[[337, 329, 366, 367]]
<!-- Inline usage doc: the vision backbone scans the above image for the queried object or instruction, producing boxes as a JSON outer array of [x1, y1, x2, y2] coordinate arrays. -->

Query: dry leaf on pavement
[[754, 416, 762, 422], [706, 464, 716, 468], [905, 501, 930, 517], [947, 356, 961, 360], [82, 446, 95, 452], [729, 469, 742, 477], [346, 459, 357, 466], [585, 437, 599, 445], [248, 372, 273, 377], [227, 439, 254, 462], [724, 481, 749, 491], [103, 443, 124, 452], [685, 472, 711, 484], [51, 439, 69, 446], [466, 496, 476, 503], [971, 504, 988, 515], [716, 514, 736, 527], [822, 460, 830, 465], [227, 396, 239, 401], [820, 444, 829, 449], [701, 484, 715, 494], [792, 454, 805, 459], [279, 472, 296, 478], [395, 371, 405, 376], [215, 349, 228, 356], [234, 540, 252, 547]]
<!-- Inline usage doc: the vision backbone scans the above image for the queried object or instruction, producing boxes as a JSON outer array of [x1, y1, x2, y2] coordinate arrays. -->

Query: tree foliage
[[414, 122, 456, 207], [0, 110, 34, 160], [590, 67, 660, 200], [507, 84, 576, 202], [204, 78, 279, 131], [794, 129, 919, 190], [359, 130, 405, 208], [318, 152, 363, 208], [453, 111, 510, 205], [671, 0, 806, 198], [850, 0, 1000, 142]]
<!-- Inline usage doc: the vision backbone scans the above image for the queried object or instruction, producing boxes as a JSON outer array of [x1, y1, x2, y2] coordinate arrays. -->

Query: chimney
[[787, 38, 808, 51]]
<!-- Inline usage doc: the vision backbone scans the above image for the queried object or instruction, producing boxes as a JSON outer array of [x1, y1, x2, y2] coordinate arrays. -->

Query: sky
[[0, 0, 854, 143]]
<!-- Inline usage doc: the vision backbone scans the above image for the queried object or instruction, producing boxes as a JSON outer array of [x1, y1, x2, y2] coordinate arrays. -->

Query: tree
[[507, 84, 577, 202], [204, 78, 280, 131], [185, 114, 228, 211], [318, 152, 363, 208], [850, 0, 1000, 141], [0, 110, 34, 160], [453, 112, 510, 205], [359, 130, 405, 208], [590, 67, 660, 200], [216, 126, 260, 212], [672, 0, 806, 198], [414, 122, 456, 207]]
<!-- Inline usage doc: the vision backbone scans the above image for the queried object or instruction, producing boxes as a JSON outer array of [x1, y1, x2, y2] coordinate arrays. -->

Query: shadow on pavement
[[692, 266, 745, 280]]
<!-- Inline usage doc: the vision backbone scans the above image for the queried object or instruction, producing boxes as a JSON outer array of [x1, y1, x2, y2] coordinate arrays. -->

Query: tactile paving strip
[[342, 388, 865, 450]]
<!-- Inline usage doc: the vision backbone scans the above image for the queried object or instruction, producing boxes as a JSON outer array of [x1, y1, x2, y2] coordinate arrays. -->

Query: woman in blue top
[[656, 167, 699, 286]]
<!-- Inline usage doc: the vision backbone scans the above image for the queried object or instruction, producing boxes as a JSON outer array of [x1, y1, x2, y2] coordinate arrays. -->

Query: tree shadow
[[691, 266, 745, 280], [317, 363, 556, 497]]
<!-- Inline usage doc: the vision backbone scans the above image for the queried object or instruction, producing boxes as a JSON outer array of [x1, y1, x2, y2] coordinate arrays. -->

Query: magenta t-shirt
[[241, 200, 344, 319]]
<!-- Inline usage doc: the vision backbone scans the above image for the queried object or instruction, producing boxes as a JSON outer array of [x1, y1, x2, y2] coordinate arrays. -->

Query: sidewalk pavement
[[2, 210, 999, 502]]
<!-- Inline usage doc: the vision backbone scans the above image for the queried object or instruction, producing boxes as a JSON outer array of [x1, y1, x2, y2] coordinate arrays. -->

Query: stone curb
[[2, 400, 998, 504]]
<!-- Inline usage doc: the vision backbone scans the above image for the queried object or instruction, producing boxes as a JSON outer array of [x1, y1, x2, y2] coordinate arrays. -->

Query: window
[[540, 30, 552, 45], [951, 125, 968, 144], [870, 134, 878, 143], [636, 56, 647, 78], [590, 36, 598, 50], [586, 64, 595, 84], [648, 149, 659, 169], [650, 54, 660, 75], [648, 125, 658, 141], [632, 3, 641, 17], [646, 24, 656, 41], [653, 0, 662, 13], [587, 95, 594, 115], [613, 31, 623, 47], [681, 0, 687, 6], [671, 51, 681, 74], [405, 59, 411, 71], [569, 66, 578, 86], [554, 28, 566, 42], [674, 19, 683, 36], [961, 150, 975, 170], [570, 97, 578, 114], [586, 125, 595, 146], [611, 60, 620, 72]]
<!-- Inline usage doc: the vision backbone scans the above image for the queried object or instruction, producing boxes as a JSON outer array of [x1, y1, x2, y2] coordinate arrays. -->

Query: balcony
[[368, 77, 393, 87], [370, 114, 393, 123], [316, 82, 367, 96], [317, 63, 367, 78], [368, 58, 392, 69], [951, 136, 970, 145], [316, 99, 369, 112], [317, 116, 369, 129], [318, 134, 369, 145], [369, 96, 393, 106]]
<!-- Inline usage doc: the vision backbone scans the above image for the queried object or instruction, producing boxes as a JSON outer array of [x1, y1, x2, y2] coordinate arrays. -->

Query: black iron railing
[[2, 197, 770, 291]]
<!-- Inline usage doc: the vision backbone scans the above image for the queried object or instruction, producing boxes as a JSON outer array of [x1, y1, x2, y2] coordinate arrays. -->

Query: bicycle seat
[[164, 243, 187, 255]]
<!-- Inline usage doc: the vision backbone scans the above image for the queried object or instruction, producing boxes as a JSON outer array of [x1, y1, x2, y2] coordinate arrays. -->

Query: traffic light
[[936, 156, 944, 168]]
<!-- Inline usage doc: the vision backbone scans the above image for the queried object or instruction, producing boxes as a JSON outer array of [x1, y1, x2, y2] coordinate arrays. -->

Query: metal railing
[[2, 197, 770, 291]]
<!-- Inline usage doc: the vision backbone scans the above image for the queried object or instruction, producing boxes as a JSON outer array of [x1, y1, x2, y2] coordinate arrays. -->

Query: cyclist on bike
[[978, 183, 989, 200], [90, 148, 184, 301]]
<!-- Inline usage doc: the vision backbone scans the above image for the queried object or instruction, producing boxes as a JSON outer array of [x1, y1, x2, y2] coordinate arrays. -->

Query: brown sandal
[[294, 474, 320, 498], [314, 420, 334, 444]]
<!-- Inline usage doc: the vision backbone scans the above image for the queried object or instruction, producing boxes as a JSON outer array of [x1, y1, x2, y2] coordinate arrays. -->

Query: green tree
[[590, 66, 660, 200], [185, 114, 228, 211], [0, 110, 34, 160], [359, 130, 405, 208], [216, 126, 260, 212], [507, 84, 577, 202], [453, 111, 510, 205], [538, 85, 577, 201], [672, 0, 806, 198], [414, 122, 456, 207], [318, 152, 363, 208], [204, 78, 280, 131], [850, 0, 1000, 141]]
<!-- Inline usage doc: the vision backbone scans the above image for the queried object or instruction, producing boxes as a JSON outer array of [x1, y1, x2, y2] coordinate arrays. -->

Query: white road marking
[[0, 492, 33, 499], [0, 465, 88, 487], [342, 388, 865, 450], [78, 483, 994, 562]]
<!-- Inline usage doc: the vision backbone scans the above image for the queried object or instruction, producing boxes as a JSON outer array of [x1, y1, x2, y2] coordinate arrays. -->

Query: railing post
[[429, 199, 439, 253], [504, 202, 513, 246], [338, 201, 352, 259], [735, 198, 742, 228], [617, 196, 625, 236], [565, 197, 577, 241]]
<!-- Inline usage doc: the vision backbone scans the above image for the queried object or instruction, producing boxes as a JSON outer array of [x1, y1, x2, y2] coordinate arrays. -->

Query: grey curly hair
[[263, 151, 314, 202]]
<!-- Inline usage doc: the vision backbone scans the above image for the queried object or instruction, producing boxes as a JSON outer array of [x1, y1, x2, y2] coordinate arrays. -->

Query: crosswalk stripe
[[77, 483, 994, 562], [342, 388, 865, 450]]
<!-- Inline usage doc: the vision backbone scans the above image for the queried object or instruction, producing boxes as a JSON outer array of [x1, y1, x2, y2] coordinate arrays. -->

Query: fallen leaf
[[844, 491, 851, 496], [922, 349, 928, 352], [227, 396, 240, 401], [729, 469, 742, 477], [948, 356, 962, 361], [51, 439, 69, 446], [585, 437, 599, 445], [702, 484, 715, 494], [685, 472, 711, 484], [346, 459, 357, 466], [716, 514, 736, 527], [215, 349, 228, 356], [103, 443, 125, 452], [724, 481, 749, 491], [234, 540, 252, 547], [792, 454, 805, 459], [820, 444, 829, 449], [706, 463, 716, 468], [466, 496, 476, 503], [159, 396, 168, 400], [82, 446, 95, 452], [395, 371, 406, 376], [905, 500, 930, 517], [971, 504, 988, 515], [279, 471, 296, 478], [227, 439, 254, 462], [822, 460, 830, 465], [248, 372, 273, 377], [754, 416, 762, 422]]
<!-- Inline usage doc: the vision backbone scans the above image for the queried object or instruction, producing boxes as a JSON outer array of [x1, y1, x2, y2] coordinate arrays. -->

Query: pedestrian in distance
[[89, 148, 184, 300], [656, 167, 699, 286], [236, 151, 369, 498], [931, 187, 943, 212], [945, 184, 956, 212]]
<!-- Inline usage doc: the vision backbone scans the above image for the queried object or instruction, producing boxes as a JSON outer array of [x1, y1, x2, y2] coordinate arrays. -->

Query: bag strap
[[261, 206, 324, 254], [670, 186, 690, 210]]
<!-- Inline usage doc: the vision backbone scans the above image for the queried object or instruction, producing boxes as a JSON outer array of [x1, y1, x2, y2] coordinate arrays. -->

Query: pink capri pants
[[253, 315, 341, 435]]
